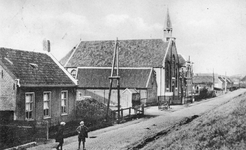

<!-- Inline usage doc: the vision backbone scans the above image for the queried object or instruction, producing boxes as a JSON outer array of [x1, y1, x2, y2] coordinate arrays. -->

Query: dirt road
[[28, 89, 246, 150]]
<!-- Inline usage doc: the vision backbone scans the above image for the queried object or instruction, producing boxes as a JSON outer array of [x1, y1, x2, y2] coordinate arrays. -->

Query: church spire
[[163, 8, 173, 42]]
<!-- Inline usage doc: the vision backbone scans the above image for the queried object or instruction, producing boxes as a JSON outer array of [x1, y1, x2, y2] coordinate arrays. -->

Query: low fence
[[110, 104, 144, 122], [0, 120, 48, 149]]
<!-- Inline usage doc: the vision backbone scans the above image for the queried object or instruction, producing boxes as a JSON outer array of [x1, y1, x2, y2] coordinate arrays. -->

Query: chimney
[[43, 39, 51, 52]]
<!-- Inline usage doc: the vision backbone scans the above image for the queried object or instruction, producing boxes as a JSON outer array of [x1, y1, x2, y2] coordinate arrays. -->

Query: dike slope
[[141, 91, 246, 150]]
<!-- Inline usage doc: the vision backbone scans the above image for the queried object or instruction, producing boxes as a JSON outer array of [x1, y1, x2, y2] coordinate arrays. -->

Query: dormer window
[[29, 63, 38, 69], [71, 69, 77, 78]]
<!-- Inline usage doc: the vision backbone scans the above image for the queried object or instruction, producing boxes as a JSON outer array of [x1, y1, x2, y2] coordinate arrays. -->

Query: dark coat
[[76, 125, 88, 141], [56, 126, 64, 143]]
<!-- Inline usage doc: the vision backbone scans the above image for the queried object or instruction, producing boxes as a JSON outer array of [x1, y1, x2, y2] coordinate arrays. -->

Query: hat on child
[[60, 122, 66, 125], [80, 121, 84, 125]]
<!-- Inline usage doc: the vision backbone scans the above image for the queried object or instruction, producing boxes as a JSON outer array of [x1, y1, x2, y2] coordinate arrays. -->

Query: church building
[[60, 10, 186, 105]]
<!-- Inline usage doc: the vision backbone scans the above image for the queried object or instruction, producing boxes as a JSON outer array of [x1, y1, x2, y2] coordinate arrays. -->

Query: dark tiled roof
[[61, 39, 169, 68], [77, 68, 153, 89], [193, 76, 214, 84], [60, 47, 76, 66], [0, 48, 75, 86], [241, 76, 246, 81]]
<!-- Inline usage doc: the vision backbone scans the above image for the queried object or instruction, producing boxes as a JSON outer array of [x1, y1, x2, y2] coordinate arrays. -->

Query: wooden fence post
[[129, 107, 131, 117], [121, 109, 123, 119], [46, 121, 49, 140], [142, 104, 144, 115]]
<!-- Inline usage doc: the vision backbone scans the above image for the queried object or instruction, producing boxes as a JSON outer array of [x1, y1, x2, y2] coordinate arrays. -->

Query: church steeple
[[163, 8, 173, 42]]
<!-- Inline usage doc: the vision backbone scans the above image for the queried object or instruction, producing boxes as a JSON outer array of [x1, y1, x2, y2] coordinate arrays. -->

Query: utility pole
[[213, 68, 215, 90], [187, 56, 194, 103], [225, 72, 227, 93], [106, 38, 120, 122]]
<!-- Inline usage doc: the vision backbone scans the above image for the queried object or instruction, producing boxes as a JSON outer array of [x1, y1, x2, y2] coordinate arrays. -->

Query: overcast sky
[[0, 0, 246, 76]]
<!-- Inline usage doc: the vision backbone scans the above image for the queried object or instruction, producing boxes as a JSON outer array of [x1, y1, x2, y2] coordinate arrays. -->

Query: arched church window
[[165, 61, 170, 89], [175, 63, 179, 87], [172, 55, 176, 78]]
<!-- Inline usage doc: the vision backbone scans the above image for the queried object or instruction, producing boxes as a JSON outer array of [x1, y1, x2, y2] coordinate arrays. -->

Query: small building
[[121, 88, 140, 108], [193, 75, 215, 92], [218, 76, 234, 91], [0, 42, 77, 126]]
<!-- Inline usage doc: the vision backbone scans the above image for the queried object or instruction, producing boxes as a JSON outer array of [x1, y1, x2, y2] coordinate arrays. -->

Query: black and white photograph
[[0, 0, 246, 149]]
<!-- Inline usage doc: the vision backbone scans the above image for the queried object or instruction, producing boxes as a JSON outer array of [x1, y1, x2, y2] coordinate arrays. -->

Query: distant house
[[75, 67, 157, 106], [218, 76, 233, 91], [60, 10, 187, 105], [193, 73, 234, 94], [240, 76, 246, 88], [193, 75, 215, 92], [0, 43, 77, 126]]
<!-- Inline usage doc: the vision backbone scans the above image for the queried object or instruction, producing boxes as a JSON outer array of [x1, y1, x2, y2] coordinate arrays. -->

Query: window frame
[[61, 90, 68, 115], [25, 92, 35, 121], [43, 91, 51, 119]]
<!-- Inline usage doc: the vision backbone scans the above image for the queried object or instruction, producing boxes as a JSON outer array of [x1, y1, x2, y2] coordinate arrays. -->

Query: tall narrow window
[[43, 92, 51, 118], [25, 92, 35, 120], [61, 91, 68, 114]]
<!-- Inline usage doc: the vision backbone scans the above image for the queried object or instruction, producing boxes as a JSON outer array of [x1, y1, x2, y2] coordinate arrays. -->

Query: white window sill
[[44, 116, 51, 119], [26, 119, 34, 121], [61, 113, 68, 116]]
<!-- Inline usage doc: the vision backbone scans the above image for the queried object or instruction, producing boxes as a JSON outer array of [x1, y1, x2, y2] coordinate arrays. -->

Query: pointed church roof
[[164, 8, 172, 31]]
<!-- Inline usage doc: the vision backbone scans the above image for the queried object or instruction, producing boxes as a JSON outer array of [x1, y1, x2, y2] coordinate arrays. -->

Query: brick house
[[0, 44, 77, 126], [60, 10, 186, 105]]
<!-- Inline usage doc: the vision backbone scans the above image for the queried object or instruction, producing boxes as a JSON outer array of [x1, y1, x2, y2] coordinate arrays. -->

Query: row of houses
[[0, 10, 192, 126], [193, 73, 234, 94]]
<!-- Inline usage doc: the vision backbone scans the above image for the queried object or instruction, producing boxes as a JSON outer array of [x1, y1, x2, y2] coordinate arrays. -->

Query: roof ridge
[[77, 38, 164, 42], [0, 47, 46, 54], [47, 52, 77, 85]]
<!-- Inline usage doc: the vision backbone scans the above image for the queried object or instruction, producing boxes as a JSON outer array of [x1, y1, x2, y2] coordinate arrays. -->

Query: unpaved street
[[28, 89, 246, 150]]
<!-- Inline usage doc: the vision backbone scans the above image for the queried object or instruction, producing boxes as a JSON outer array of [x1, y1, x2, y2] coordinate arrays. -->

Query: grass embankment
[[147, 93, 246, 150]]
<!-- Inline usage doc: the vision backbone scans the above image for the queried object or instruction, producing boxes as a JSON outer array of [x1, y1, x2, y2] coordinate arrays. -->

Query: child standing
[[56, 122, 66, 150], [76, 121, 88, 150]]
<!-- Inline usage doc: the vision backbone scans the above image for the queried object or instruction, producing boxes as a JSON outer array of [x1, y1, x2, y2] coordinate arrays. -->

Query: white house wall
[[0, 65, 16, 111], [154, 68, 165, 96]]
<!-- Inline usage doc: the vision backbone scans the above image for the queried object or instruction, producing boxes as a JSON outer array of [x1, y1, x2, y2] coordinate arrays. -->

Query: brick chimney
[[43, 39, 51, 52]]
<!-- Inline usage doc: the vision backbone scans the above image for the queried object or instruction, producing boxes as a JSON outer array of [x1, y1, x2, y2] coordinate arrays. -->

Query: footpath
[[27, 89, 246, 150]]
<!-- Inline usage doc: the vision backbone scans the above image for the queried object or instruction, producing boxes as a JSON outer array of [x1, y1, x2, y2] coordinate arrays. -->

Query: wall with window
[[163, 41, 182, 104], [0, 65, 16, 112], [15, 87, 76, 126], [164, 41, 180, 93]]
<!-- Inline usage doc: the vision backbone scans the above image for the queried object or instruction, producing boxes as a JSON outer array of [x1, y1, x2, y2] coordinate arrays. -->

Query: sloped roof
[[193, 76, 214, 84], [241, 75, 246, 82], [122, 88, 138, 94], [178, 54, 186, 66], [60, 39, 169, 68], [218, 76, 233, 83], [60, 47, 76, 66], [77, 67, 153, 89], [0, 48, 76, 86]]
